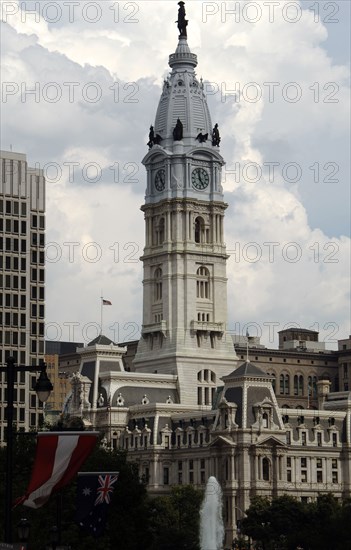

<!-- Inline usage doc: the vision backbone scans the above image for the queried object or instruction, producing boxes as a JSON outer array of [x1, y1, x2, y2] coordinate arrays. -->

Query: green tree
[[240, 496, 272, 549], [241, 493, 351, 550], [0, 433, 150, 549], [304, 493, 349, 550], [146, 485, 203, 550]]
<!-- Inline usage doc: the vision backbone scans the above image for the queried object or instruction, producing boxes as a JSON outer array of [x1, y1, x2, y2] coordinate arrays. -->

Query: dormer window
[[161, 424, 172, 448], [262, 412, 269, 428]]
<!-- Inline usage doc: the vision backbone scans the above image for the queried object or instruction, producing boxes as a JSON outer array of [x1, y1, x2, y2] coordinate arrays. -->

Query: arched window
[[308, 375, 317, 398], [267, 371, 276, 393], [152, 217, 166, 245], [194, 216, 206, 243], [262, 458, 270, 481], [154, 268, 162, 301], [294, 374, 304, 396], [197, 369, 216, 406], [196, 266, 210, 299], [280, 373, 290, 395], [158, 217, 165, 244]]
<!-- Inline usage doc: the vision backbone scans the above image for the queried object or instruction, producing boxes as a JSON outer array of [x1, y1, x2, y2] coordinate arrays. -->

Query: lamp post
[[1, 356, 53, 544], [17, 517, 30, 549], [50, 525, 59, 550]]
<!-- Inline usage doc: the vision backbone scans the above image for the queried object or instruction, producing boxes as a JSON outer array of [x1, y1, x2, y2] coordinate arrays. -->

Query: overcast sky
[[1, 0, 350, 349]]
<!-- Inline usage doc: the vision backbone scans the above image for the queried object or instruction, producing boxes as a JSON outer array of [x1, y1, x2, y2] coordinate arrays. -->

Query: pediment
[[142, 147, 171, 164], [188, 147, 224, 163], [256, 434, 287, 447], [209, 435, 235, 448], [255, 396, 275, 407]]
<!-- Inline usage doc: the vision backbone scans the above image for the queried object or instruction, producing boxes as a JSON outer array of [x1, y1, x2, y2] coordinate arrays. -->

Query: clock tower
[[133, 3, 237, 406]]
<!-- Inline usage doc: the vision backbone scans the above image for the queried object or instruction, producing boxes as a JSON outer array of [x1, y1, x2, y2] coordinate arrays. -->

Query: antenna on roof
[[246, 329, 250, 362]]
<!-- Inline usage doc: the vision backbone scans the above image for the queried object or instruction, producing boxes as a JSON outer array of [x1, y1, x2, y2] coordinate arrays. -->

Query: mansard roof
[[88, 334, 115, 346], [223, 360, 269, 380]]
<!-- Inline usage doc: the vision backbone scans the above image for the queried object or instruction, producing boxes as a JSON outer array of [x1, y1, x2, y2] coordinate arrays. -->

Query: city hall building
[[59, 6, 351, 547]]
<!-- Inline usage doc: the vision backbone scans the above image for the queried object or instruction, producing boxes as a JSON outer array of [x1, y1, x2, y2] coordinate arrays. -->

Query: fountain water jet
[[200, 476, 225, 550]]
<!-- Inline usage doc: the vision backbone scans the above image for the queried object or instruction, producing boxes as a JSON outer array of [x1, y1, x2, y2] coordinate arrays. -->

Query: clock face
[[155, 169, 165, 191], [192, 168, 209, 190]]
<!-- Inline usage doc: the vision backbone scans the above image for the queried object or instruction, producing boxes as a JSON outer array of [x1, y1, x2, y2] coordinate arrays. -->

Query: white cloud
[[1, 1, 349, 348]]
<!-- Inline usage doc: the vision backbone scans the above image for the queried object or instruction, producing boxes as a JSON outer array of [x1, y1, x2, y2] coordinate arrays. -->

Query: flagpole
[[56, 491, 62, 547], [100, 291, 103, 335]]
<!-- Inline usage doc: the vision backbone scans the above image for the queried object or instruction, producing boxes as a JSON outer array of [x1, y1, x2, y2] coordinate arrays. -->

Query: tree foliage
[[241, 494, 351, 550], [0, 432, 150, 549], [146, 485, 203, 550], [0, 431, 204, 549]]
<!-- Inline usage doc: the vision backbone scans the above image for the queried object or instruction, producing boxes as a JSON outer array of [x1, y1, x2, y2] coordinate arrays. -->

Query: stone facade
[[133, 33, 237, 407], [61, 14, 351, 550], [234, 331, 339, 410]]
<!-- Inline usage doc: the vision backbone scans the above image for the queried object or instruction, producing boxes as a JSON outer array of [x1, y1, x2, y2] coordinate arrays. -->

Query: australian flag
[[76, 472, 119, 537]]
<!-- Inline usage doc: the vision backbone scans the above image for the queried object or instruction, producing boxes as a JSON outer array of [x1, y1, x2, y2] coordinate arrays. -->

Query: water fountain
[[200, 476, 225, 550]]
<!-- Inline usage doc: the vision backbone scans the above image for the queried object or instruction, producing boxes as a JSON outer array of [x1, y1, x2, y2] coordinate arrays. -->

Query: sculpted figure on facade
[[173, 118, 183, 141]]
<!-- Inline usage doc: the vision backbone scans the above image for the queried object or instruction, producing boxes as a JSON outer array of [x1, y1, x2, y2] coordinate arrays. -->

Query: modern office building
[[0, 150, 45, 443]]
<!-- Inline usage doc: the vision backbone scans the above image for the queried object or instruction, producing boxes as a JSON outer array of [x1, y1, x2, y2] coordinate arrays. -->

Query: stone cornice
[[99, 371, 178, 384], [235, 345, 338, 362], [141, 198, 228, 212]]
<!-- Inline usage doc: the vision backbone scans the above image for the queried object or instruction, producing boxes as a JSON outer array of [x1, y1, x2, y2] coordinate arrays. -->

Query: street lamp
[[1, 356, 53, 544], [17, 517, 30, 546], [50, 525, 59, 550]]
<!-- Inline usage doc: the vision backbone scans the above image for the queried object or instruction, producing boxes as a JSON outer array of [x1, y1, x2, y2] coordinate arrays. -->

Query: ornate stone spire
[[153, 4, 212, 152]]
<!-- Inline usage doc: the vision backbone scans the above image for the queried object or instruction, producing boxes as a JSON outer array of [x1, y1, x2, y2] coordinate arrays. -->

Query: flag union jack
[[76, 472, 119, 537], [95, 474, 118, 505]]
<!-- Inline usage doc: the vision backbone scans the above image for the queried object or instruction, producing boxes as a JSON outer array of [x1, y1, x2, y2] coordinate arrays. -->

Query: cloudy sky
[[1, 0, 350, 349]]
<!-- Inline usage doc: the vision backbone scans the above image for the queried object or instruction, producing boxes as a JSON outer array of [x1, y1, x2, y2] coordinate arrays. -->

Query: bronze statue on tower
[[176, 1, 188, 38]]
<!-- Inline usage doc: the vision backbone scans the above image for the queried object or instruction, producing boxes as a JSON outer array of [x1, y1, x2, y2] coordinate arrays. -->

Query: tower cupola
[[153, 15, 212, 152]]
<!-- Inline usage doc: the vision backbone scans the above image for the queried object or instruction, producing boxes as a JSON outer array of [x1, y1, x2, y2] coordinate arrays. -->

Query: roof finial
[[176, 1, 188, 38]]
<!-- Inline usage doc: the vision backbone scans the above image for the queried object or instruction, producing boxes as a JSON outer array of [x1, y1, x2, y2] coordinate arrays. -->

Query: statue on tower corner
[[176, 1, 188, 38], [212, 123, 221, 147], [196, 130, 208, 143], [147, 125, 162, 148], [173, 118, 183, 141]]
